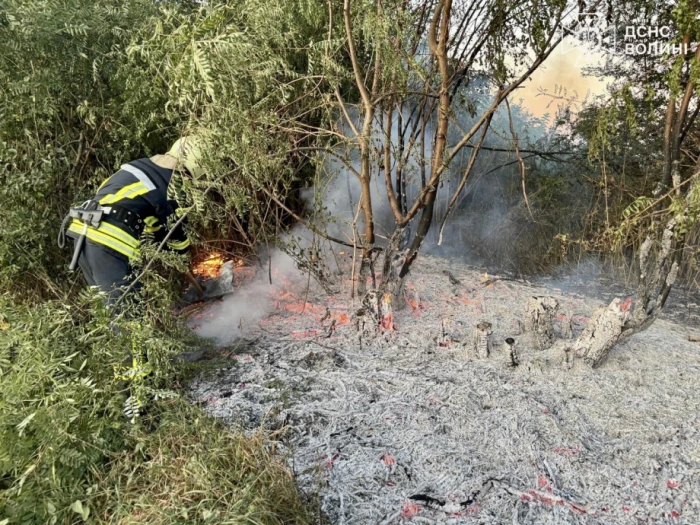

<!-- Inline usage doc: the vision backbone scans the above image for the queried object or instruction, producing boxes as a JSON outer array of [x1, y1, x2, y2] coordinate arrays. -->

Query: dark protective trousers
[[74, 239, 141, 307]]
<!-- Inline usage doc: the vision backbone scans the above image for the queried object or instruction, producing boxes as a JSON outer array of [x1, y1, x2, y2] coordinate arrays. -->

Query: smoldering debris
[[188, 249, 303, 343], [188, 254, 700, 524]]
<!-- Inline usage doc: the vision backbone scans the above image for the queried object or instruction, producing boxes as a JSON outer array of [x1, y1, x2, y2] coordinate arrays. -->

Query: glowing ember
[[332, 312, 350, 325], [268, 286, 351, 328], [401, 501, 421, 518], [291, 329, 319, 338], [285, 302, 326, 315], [381, 293, 394, 331]]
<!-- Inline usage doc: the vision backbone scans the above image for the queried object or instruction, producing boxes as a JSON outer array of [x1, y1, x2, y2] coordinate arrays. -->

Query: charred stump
[[560, 310, 574, 339], [354, 290, 379, 337], [524, 296, 559, 350], [437, 318, 452, 347], [503, 337, 519, 367], [470, 321, 492, 359], [379, 293, 394, 331]]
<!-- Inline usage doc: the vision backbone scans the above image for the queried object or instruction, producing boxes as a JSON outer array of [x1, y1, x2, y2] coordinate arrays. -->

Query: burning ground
[[187, 254, 700, 524]]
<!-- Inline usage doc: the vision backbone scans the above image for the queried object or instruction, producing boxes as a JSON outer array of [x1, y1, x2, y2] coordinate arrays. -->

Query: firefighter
[[59, 136, 205, 307]]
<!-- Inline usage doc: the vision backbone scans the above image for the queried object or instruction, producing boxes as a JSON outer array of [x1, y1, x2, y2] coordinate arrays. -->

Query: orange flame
[[193, 252, 226, 279]]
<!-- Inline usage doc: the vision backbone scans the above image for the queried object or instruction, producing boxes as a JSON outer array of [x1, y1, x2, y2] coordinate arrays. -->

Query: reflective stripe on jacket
[[68, 219, 140, 259]]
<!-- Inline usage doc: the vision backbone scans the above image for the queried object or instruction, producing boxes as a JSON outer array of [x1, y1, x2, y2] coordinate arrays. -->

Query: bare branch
[[343, 0, 372, 110], [383, 105, 404, 222], [398, 0, 591, 227], [258, 185, 355, 248], [437, 110, 493, 245], [506, 96, 534, 220], [334, 88, 360, 137]]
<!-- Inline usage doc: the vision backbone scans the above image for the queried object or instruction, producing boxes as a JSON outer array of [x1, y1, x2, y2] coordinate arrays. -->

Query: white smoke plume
[[189, 248, 303, 343]]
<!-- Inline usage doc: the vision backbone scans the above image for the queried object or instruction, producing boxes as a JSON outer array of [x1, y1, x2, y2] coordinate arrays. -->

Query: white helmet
[[166, 135, 206, 177]]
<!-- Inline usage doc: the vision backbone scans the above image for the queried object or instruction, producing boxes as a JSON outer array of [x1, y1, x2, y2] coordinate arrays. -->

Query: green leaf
[[16, 411, 36, 436], [71, 500, 90, 521]]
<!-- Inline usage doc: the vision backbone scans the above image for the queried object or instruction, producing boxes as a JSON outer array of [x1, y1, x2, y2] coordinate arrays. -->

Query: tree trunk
[[572, 178, 691, 367], [503, 337, 519, 367], [357, 155, 376, 298], [377, 226, 408, 311], [574, 299, 628, 367], [393, 0, 452, 286]]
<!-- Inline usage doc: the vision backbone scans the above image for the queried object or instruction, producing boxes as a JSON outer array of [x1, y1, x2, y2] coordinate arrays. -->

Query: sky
[[516, 39, 610, 122]]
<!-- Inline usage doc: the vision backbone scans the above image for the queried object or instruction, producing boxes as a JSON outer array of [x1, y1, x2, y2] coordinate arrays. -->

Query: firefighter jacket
[[67, 158, 191, 259]]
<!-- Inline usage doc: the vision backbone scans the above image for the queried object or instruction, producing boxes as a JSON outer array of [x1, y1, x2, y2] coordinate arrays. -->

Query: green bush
[[0, 0, 330, 297], [0, 292, 141, 523], [0, 0, 176, 297], [0, 292, 312, 524], [0, 1, 327, 521], [91, 400, 313, 525]]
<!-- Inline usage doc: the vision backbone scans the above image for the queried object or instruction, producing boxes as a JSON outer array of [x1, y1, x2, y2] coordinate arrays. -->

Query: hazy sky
[[516, 41, 609, 121]]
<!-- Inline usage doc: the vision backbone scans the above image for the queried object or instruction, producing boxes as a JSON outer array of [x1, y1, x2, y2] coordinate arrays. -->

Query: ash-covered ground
[[188, 254, 700, 524]]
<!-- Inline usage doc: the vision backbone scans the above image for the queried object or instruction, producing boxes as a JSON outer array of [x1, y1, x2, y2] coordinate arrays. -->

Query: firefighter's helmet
[[166, 135, 206, 177]]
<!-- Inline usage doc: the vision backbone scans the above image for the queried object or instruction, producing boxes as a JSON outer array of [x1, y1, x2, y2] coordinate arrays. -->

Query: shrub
[[0, 292, 312, 524]]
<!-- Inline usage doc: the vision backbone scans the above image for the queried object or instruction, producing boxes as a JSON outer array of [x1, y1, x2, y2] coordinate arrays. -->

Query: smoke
[[308, 85, 560, 274], [517, 43, 609, 122], [189, 248, 303, 343], [192, 83, 584, 343], [312, 106, 436, 246], [543, 257, 637, 301]]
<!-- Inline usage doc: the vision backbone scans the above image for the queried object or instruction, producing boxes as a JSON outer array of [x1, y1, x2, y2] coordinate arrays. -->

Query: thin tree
[[326, 0, 601, 310]]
